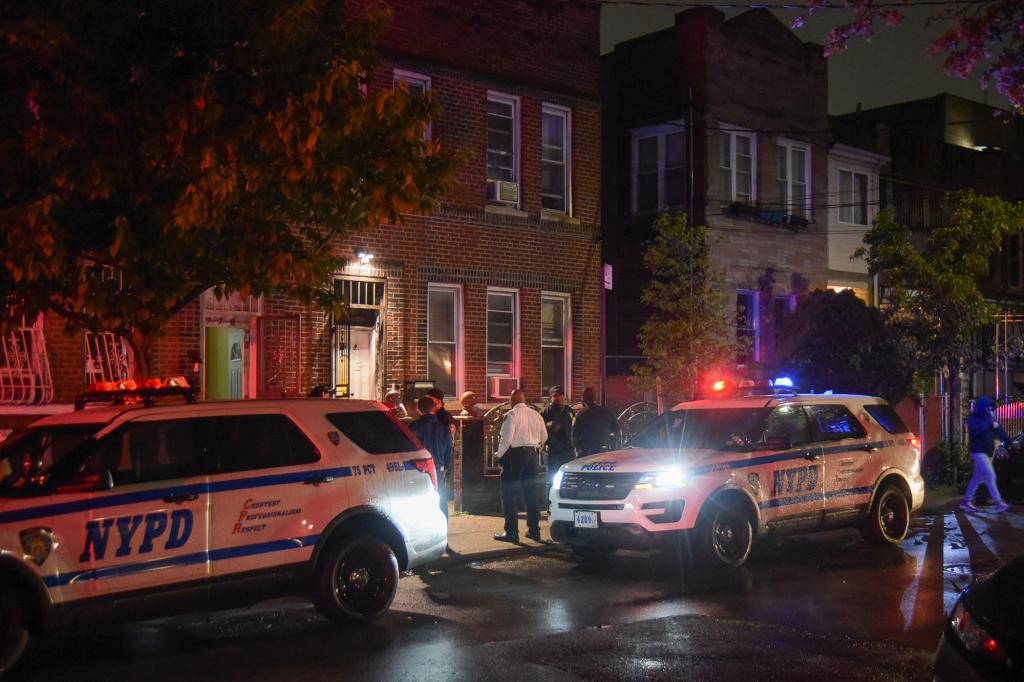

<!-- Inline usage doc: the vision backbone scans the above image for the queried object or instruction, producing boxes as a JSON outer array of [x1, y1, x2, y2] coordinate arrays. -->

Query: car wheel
[[861, 484, 910, 546], [314, 534, 399, 622], [0, 586, 29, 676], [697, 500, 752, 569]]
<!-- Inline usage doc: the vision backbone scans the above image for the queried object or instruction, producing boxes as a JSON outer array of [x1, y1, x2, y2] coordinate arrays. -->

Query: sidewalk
[[438, 509, 563, 568]]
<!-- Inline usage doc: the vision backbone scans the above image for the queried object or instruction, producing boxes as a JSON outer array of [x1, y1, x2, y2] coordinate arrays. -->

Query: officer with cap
[[540, 386, 574, 499]]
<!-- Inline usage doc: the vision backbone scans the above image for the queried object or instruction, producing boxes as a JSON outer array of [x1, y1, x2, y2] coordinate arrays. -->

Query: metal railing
[[0, 316, 53, 405]]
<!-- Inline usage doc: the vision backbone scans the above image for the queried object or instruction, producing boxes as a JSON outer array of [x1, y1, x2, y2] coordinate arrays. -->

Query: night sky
[[600, 1, 1002, 115]]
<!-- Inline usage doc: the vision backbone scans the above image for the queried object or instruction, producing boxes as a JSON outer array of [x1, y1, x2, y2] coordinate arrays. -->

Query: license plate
[[574, 510, 599, 528]]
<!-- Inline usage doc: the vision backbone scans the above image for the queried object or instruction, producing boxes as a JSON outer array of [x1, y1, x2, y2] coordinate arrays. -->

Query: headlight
[[950, 599, 1009, 665], [636, 468, 688, 489], [551, 467, 565, 490]]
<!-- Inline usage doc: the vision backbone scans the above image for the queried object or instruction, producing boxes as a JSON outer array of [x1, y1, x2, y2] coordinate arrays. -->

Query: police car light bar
[[74, 377, 197, 411]]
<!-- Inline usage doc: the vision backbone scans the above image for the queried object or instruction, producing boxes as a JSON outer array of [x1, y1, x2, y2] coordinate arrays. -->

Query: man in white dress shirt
[[494, 389, 548, 543]]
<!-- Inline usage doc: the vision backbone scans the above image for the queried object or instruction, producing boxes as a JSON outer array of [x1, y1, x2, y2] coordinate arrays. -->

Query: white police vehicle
[[549, 384, 924, 569], [0, 382, 446, 673]]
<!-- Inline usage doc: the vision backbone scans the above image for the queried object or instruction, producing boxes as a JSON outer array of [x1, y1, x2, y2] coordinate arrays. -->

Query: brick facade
[[31, 0, 602, 407], [602, 8, 829, 404]]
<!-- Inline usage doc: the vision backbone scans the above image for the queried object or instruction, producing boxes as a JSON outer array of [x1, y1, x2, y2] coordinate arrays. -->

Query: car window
[[863, 405, 910, 434], [326, 411, 419, 454], [628, 408, 771, 450], [0, 424, 102, 494], [200, 414, 320, 474], [75, 418, 203, 486], [763, 405, 811, 446], [805, 405, 866, 441]]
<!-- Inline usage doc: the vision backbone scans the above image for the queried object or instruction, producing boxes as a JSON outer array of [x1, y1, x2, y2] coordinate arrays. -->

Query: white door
[[349, 328, 375, 400]]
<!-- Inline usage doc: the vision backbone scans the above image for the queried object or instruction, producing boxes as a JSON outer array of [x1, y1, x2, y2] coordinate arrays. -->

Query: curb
[[425, 540, 568, 570]]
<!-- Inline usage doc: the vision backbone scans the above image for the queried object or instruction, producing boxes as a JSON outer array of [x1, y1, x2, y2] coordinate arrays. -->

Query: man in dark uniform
[[426, 387, 455, 432], [540, 386, 574, 498], [409, 395, 455, 521], [572, 387, 620, 456]]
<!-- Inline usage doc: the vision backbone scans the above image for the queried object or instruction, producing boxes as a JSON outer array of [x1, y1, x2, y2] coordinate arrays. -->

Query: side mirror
[[55, 469, 113, 494], [763, 435, 792, 451]]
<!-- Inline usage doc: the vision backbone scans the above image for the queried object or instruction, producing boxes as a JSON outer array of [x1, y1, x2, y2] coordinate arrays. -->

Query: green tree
[[856, 190, 1024, 441], [633, 213, 733, 400], [1, 0, 457, 375], [774, 289, 914, 403]]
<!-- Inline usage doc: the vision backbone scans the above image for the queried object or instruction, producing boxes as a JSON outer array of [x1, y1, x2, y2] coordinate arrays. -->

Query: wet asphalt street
[[13, 508, 1024, 681]]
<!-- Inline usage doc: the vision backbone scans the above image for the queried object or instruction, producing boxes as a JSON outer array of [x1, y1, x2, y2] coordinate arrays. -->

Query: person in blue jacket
[[409, 395, 455, 521], [962, 395, 1013, 513]]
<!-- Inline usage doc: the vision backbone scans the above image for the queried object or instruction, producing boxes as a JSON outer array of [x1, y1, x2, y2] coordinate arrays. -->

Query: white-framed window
[[777, 139, 810, 218], [838, 169, 869, 225], [720, 127, 756, 204], [541, 104, 571, 214], [486, 288, 518, 377], [736, 290, 759, 365], [487, 92, 520, 202], [541, 292, 571, 397], [427, 284, 462, 398], [393, 69, 431, 140], [631, 122, 685, 214]]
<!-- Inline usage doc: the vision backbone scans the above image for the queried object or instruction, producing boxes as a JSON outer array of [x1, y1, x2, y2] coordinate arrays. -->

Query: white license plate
[[574, 510, 599, 528]]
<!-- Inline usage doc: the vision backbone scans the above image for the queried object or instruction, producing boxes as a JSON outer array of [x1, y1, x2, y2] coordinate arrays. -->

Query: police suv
[[0, 384, 446, 673], [549, 387, 924, 569]]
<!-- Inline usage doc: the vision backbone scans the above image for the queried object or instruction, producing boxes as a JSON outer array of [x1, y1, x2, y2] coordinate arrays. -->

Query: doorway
[[347, 327, 375, 400], [205, 327, 245, 399]]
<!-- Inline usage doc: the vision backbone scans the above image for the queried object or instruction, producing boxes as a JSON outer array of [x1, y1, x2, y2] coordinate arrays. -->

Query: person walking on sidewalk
[[541, 386, 574, 500], [572, 387, 620, 456], [410, 395, 455, 521], [962, 395, 1013, 513], [494, 389, 547, 543]]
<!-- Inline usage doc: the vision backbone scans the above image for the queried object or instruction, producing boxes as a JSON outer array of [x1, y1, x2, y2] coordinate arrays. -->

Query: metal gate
[[256, 314, 302, 398]]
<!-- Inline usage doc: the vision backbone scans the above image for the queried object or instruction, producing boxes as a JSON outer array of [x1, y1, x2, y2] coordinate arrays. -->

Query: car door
[[201, 411, 328, 579], [760, 404, 825, 530], [53, 413, 210, 601], [805, 404, 874, 524]]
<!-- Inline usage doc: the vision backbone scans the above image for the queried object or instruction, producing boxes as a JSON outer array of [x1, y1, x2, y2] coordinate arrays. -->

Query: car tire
[[696, 499, 753, 569], [313, 534, 399, 623], [861, 484, 910, 546], [0, 586, 29, 676]]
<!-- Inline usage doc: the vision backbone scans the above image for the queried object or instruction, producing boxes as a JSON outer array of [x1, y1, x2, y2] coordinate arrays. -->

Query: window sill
[[540, 210, 579, 225], [485, 204, 528, 218]]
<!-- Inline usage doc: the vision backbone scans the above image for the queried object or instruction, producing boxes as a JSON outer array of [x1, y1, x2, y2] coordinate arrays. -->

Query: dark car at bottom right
[[934, 553, 1024, 681]]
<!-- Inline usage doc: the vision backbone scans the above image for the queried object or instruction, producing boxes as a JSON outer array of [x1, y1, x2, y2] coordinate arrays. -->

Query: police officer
[[540, 386, 574, 499], [572, 387, 619, 456], [409, 395, 455, 521], [493, 389, 547, 543]]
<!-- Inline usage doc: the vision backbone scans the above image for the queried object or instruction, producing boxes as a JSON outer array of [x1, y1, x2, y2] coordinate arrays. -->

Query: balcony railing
[[0, 316, 53, 405]]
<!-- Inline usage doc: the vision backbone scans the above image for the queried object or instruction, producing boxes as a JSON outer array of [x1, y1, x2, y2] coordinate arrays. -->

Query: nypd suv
[[549, 389, 924, 568], [0, 386, 446, 673]]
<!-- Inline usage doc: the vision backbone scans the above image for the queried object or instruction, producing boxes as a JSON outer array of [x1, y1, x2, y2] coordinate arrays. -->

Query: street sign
[[603, 263, 613, 290]]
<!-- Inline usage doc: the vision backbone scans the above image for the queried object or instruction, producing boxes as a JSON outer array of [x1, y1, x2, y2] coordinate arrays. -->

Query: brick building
[[832, 94, 1024, 397], [602, 8, 829, 403], [1, 1, 602, 416]]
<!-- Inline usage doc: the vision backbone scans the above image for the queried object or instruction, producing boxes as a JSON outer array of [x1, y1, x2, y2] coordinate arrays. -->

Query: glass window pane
[[488, 100, 513, 117], [664, 167, 684, 206], [793, 149, 806, 183], [542, 113, 564, 154], [488, 293, 512, 312], [665, 132, 684, 167], [542, 298, 565, 344], [638, 171, 658, 211], [326, 412, 419, 455], [488, 313, 513, 345], [427, 343, 456, 397], [777, 146, 788, 181], [638, 137, 658, 172], [737, 135, 751, 156], [428, 289, 455, 343], [737, 170, 752, 199], [488, 344, 512, 363], [542, 165, 566, 211], [542, 347, 566, 397]]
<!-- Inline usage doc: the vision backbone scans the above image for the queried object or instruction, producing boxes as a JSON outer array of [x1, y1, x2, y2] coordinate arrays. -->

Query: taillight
[[950, 599, 1010, 665], [910, 436, 920, 462], [412, 457, 438, 490]]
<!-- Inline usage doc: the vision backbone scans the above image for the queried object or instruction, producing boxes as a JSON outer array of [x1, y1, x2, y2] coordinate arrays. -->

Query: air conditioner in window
[[487, 180, 519, 205], [489, 376, 520, 400]]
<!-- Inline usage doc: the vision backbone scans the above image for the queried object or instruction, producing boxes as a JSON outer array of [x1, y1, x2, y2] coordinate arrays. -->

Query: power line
[[578, 0, 988, 8]]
